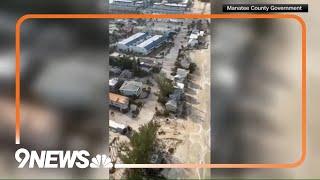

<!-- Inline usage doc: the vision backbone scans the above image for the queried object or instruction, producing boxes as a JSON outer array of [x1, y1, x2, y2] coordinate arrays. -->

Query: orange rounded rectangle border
[[15, 14, 307, 169]]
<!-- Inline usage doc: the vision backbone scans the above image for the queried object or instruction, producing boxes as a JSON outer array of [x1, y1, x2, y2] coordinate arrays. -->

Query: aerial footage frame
[[15, 14, 307, 169]]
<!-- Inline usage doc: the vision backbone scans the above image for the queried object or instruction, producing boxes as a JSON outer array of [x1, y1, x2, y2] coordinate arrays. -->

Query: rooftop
[[110, 120, 126, 130], [120, 80, 143, 92], [164, 3, 187, 7], [113, 0, 134, 3], [189, 33, 199, 39], [136, 35, 164, 50], [118, 32, 147, 46], [109, 93, 129, 105], [110, 66, 122, 74], [175, 82, 185, 89], [176, 68, 189, 77], [166, 99, 177, 107], [109, 78, 119, 86]]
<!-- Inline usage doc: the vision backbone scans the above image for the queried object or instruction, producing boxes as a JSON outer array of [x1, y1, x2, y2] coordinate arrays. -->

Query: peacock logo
[[90, 154, 113, 168]]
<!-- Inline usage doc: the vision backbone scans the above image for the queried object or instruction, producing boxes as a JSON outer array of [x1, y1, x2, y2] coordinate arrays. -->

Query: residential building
[[109, 78, 123, 92], [188, 38, 198, 47], [174, 68, 189, 83], [180, 59, 191, 69], [109, 92, 129, 111], [188, 30, 205, 47], [119, 80, 143, 97], [174, 82, 185, 92], [169, 89, 183, 101], [119, 70, 133, 79], [166, 99, 178, 112], [110, 66, 122, 76]]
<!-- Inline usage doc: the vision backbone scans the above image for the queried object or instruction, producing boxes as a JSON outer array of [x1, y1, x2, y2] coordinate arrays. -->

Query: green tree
[[132, 58, 148, 77], [156, 73, 174, 98], [119, 121, 163, 180], [119, 56, 134, 70]]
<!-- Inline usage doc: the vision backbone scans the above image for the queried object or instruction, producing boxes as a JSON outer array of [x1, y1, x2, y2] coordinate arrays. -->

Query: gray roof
[[169, 89, 182, 101], [120, 80, 143, 92], [175, 68, 189, 79], [180, 59, 190, 69], [119, 70, 133, 79], [166, 99, 177, 109], [136, 35, 164, 51]]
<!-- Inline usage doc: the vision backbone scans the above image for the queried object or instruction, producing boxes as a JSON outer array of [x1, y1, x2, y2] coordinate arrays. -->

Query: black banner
[[223, 4, 308, 13]]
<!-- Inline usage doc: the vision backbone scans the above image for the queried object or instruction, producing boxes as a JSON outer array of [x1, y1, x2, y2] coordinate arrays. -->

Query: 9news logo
[[15, 148, 113, 169]]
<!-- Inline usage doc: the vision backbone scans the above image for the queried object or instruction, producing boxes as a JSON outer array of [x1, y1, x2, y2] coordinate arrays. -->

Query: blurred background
[[0, 1, 109, 179], [211, 0, 320, 178]]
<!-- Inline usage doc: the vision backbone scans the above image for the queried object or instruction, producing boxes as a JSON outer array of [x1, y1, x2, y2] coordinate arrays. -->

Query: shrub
[[189, 62, 197, 73], [156, 73, 174, 99]]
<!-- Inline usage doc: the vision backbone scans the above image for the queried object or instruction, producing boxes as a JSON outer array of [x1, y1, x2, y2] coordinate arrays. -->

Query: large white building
[[148, 2, 188, 13], [110, 0, 190, 13], [117, 32, 148, 52], [117, 33, 167, 55], [110, 0, 145, 12], [130, 35, 166, 55]]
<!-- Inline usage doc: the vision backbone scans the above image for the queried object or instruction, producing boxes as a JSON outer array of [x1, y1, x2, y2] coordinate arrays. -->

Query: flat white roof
[[182, 0, 189, 4], [137, 35, 163, 48], [109, 78, 119, 86], [114, 0, 134, 3], [176, 82, 185, 89], [189, 33, 199, 39], [118, 32, 146, 46], [109, 120, 126, 130], [164, 3, 187, 7]]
